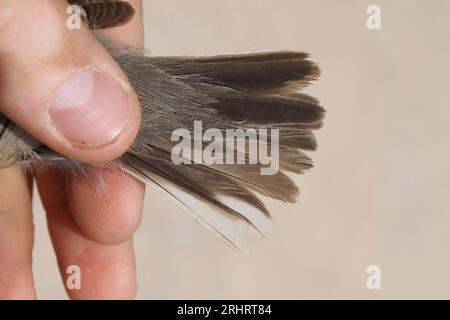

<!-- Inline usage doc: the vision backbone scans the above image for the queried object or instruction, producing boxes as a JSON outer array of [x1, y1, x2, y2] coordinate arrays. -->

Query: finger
[[67, 0, 145, 245], [68, 168, 145, 245], [0, 0, 141, 163], [36, 168, 136, 299], [0, 167, 35, 299]]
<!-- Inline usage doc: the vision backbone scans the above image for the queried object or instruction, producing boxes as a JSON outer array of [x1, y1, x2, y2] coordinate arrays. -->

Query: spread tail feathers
[[110, 46, 325, 250], [5, 43, 324, 251]]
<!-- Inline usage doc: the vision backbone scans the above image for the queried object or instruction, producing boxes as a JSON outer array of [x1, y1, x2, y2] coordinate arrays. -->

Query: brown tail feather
[[150, 51, 320, 95]]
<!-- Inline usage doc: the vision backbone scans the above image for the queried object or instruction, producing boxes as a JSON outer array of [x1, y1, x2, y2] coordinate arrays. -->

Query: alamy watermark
[[366, 265, 381, 290], [367, 5, 381, 30], [66, 265, 81, 290], [171, 121, 280, 176], [66, 5, 83, 30]]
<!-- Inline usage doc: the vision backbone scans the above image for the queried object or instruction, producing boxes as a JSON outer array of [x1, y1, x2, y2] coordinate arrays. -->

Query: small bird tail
[[112, 48, 325, 251]]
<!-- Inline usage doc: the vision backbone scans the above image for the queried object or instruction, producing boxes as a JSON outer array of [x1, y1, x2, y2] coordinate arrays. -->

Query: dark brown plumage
[[68, 0, 135, 29]]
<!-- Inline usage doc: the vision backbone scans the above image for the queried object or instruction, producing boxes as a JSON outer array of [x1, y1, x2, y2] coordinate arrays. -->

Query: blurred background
[[33, 0, 450, 299]]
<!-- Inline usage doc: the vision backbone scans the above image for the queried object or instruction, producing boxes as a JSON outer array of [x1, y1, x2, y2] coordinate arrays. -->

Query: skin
[[0, 0, 145, 299]]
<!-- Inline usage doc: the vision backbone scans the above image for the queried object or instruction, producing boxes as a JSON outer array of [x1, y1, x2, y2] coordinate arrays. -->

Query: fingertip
[[0, 0, 142, 164], [48, 68, 142, 163], [68, 168, 145, 245]]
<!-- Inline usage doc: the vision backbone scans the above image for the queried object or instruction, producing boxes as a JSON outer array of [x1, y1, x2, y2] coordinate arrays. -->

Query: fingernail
[[49, 69, 132, 147]]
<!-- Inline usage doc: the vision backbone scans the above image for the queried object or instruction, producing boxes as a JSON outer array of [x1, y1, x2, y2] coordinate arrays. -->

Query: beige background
[[32, 0, 450, 299]]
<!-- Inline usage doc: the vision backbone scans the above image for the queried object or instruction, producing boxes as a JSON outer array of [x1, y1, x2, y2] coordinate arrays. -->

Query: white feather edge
[[125, 168, 276, 253], [125, 168, 248, 252]]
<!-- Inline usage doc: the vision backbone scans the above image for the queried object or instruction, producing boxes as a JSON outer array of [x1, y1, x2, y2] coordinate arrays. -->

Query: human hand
[[0, 0, 144, 299]]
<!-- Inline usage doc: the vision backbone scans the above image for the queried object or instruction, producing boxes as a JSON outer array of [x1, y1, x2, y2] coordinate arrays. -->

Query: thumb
[[0, 0, 141, 163]]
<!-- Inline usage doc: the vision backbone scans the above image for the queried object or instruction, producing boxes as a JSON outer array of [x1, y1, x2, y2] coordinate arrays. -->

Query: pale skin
[[0, 0, 145, 299]]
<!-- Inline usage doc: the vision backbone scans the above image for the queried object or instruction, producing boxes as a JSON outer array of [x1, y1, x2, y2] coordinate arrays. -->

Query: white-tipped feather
[[216, 195, 276, 238], [127, 168, 250, 252]]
